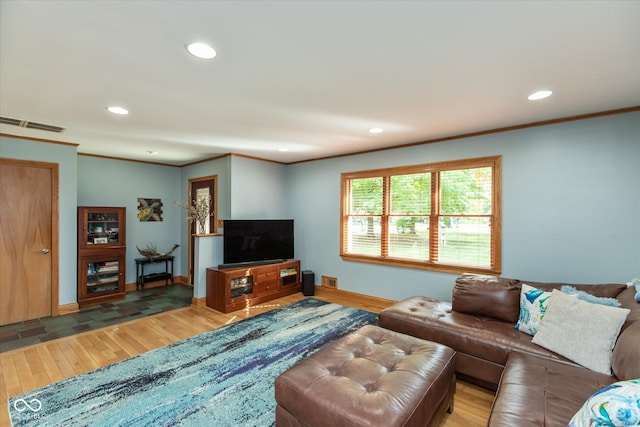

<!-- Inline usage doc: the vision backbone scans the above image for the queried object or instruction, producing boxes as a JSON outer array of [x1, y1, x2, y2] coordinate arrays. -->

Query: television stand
[[206, 259, 301, 313]]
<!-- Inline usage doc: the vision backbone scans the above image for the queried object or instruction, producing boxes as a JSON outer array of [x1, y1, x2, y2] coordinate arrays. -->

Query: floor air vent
[[321, 276, 338, 289], [0, 116, 66, 133]]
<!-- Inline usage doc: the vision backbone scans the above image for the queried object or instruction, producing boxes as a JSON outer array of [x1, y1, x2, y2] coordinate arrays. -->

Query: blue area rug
[[8, 298, 377, 426]]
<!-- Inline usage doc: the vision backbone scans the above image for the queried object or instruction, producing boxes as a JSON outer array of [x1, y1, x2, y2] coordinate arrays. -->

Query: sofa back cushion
[[612, 321, 640, 380], [452, 274, 521, 323], [616, 286, 640, 331], [528, 282, 627, 298], [451, 274, 630, 325]]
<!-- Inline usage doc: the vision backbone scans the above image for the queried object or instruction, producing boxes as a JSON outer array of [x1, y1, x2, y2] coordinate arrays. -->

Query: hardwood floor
[[0, 290, 494, 427]]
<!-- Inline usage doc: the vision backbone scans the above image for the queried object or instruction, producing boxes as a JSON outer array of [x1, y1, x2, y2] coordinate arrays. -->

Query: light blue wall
[[193, 236, 223, 299], [179, 155, 288, 282], [229, 156, 289, 219], [180, 156, 231, 274], [499, 115, 639, 282], [286, 112, 640, 302], [0, 135, 78, 305], [3, 111, 638, 308], [77, 156, 182, 284]]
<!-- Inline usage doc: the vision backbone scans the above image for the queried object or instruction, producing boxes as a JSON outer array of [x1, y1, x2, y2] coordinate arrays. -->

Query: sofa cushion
[[379, 297, 575, 376], [488, 352, 617, 427], [530, 281, 627, 298], [616, 286, 640, 330], [612, 322, 640, 380], [452, 274, 521, 323], [515, 284, 553, 336], [532, 290, 630, 375], [568, 379, 640, 427]]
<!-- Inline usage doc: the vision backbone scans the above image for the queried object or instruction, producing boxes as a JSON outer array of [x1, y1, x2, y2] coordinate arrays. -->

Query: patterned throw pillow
[[515, 284, 552, 336], [569, 379, 640, 427]]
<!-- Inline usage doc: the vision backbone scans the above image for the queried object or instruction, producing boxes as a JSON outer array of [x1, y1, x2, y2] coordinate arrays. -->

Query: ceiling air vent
[[0, 116, 66, 133], [0, 116, 24, 126], [24, 121, 66, 133]]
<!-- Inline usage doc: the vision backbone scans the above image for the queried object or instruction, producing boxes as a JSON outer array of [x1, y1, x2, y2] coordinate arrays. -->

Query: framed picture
[[94, 237, 108, 244], [137, 198, 163, 222]]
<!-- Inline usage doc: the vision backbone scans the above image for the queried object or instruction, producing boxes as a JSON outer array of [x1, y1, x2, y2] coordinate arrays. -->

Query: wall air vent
[[321, 275, 338, 289], [0, 116, 66, 133]]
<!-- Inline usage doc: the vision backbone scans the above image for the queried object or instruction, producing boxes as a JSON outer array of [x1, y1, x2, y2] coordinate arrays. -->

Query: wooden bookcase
[[206, 260, 301, 313], [77, 206, 126, 307]]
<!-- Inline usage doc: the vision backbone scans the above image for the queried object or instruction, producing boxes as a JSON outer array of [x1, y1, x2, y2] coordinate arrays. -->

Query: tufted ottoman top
[[275, 324, 456, 427]]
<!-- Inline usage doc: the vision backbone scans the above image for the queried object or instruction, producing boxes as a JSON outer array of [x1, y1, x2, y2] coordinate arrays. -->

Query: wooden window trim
[[340, 155, 502, 275]]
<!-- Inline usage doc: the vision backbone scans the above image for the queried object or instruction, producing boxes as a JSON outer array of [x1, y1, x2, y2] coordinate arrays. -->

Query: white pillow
[[532, 290, 630, 375]]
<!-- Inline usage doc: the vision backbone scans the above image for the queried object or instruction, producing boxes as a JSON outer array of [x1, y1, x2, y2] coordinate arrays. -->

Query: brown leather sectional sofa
[[379, 274, 640, 426]]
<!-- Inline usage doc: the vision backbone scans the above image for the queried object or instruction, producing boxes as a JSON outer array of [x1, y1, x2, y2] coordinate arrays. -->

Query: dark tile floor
[[0, 284, 193, 353]]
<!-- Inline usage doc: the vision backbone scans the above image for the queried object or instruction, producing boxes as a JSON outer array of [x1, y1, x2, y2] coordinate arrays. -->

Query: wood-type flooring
[[0, 287, 494, 427]]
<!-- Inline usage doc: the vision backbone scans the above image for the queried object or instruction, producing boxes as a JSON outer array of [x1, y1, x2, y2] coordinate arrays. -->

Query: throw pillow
[[532, 290, 630, 375], [560, 285, 621, 307], [629, 277, 640, 302], [568, 379, 640, 427], [514, 284, 552, 336]]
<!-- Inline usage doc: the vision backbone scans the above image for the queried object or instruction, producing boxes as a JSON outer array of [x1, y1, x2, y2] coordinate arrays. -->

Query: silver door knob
[[41, 249, 50, 254]]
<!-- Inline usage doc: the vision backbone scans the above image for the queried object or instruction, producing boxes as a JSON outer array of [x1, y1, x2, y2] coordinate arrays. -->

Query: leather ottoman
[[275, 324, 456, 427]]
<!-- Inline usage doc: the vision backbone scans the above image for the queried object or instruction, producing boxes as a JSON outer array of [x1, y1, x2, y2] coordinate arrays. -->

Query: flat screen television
[[222, 219, 294, 267]]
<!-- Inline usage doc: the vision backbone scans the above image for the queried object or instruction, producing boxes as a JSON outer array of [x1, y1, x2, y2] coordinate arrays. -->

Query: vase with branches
[[175, 194, 213, 234]]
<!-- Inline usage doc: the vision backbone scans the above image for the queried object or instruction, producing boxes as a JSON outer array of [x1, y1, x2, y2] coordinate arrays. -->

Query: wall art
[[137, 198, 163, 222]]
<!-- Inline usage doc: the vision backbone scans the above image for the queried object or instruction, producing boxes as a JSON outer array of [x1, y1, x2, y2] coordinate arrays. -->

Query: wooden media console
[[206, 259, 301, 313]]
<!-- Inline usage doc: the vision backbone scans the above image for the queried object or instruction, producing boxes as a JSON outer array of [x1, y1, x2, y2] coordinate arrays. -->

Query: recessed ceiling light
[[107, 106, 129, 115], [528, 90, 553, 101], [369, 128, 384, 134], [278, 148, 289, 152], [186, 42, 217, 59], [146, 150, 159, 155]]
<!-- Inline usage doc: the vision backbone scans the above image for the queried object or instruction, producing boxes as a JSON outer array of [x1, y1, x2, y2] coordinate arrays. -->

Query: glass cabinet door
[[79, 254, 124, 299], [87, 259, 120, 293], [229, 275, 254, 299], [87, 211, 120, 246], [79, 207, 126, 249]]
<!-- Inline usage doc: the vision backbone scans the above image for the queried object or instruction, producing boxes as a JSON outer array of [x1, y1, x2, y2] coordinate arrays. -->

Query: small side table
[[135, 255, 175, 291]]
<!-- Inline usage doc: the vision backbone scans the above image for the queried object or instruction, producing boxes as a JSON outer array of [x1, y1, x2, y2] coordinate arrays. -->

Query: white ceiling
[[1, 1, 639, 166]]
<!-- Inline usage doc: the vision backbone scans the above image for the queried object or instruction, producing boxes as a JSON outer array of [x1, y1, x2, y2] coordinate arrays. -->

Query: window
[[341, 156, 501, 274]]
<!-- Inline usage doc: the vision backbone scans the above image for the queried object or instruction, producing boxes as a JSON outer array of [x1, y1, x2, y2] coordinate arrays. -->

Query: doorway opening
[[188, 175, 217, 284]]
